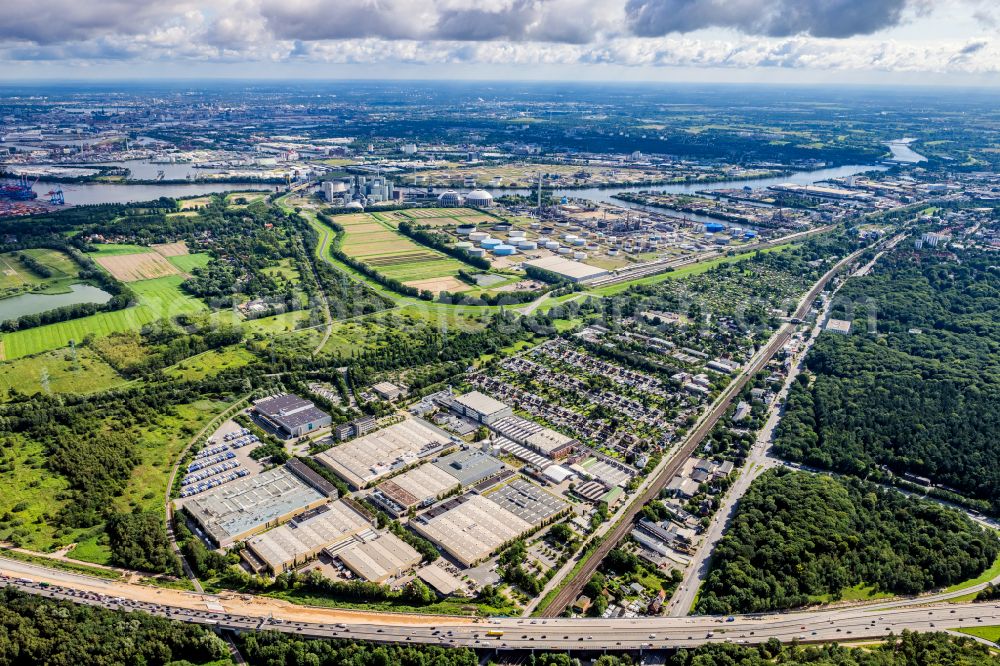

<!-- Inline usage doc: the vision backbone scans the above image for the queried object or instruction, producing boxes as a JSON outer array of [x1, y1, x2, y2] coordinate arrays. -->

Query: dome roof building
[[438, 190, 465, 206], [465, 189, 494, 207]]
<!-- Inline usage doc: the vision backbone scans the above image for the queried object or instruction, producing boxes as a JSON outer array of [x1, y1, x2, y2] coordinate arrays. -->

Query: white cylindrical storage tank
[[570, 238, 585, 246], [574, 251, 588, 260], [556, 221, 570, 227], [468, 247, 486, 258], [586, 243, 599, 250], [530, 222, 541, 230], [469, 231, 488, 242], [456, 224, 477, 235], [508, 229, 526, 239], [607, 248, 620, 256], [563, 234, 578, 241], [518, 240, 538, 250], [557, 246, 571, 255], [543, 241, 560, 250], [455, 241, 473, 250], [493, 244, 516, 256]]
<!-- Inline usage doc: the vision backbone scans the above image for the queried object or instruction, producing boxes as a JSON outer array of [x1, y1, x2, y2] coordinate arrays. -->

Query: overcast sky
[[1, 0, 998, 85]]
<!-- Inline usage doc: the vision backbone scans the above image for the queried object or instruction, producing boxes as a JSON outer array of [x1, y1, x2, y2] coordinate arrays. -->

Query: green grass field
[[956, 626, 1000, 643], [0, 249, 82, 298], [88, 243, 155, 256], [164, 345, 258, 381], [0, 347, 125, 397], [0, 275, 206, 360], [166, 252, 211, 273]]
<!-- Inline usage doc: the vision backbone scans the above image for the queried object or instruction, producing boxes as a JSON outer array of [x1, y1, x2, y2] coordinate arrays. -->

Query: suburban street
[[538, 239, 882, 617]]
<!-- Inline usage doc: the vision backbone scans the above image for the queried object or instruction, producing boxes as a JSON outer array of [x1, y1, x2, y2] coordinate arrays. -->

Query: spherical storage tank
[[481, 238, 501, 250], [438, 190, 465, 206], [456, 224, 477, 235], [465, 189, 494, 207], [469, 231, 489, 242], [518, 240, 538, 250], [493, 244, 517, 256]]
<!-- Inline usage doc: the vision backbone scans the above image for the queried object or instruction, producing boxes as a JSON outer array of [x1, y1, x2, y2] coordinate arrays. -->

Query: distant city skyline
[[1, 0, 999, 85]]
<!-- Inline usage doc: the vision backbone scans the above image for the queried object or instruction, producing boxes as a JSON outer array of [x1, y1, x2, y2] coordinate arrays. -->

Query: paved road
[[539, 243, 875, 617], [667, 233, 911, 617], [3, 557, 999, 652]]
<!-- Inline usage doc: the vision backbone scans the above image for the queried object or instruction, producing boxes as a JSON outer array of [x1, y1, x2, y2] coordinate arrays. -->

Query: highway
[[538, 240, 878, 617], [3, 556, 999, 652]]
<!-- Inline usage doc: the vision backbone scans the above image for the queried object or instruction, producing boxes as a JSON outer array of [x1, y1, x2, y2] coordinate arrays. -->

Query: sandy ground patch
[[94, 252, 180, 282], [403, 276, 470, 293], [151, 241, 189, 257]]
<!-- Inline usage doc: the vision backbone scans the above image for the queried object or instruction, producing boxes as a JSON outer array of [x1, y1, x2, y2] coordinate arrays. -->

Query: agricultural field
[[92, 246, 181, 282], [334, 212, 469, 290], [0, 275, 206, 360], [166, 252, 211, 273], [224, 191, 269, 208], [0, 347, 125, 397], [0, 248, 81, 298]]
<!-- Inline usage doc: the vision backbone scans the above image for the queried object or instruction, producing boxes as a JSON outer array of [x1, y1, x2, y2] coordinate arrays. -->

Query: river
[[34, 180, 275, 205], [0, 283, 112, 323], [886, 139, 926, 163], [92, 159, 226, 180], [494, 163, 888, 217]]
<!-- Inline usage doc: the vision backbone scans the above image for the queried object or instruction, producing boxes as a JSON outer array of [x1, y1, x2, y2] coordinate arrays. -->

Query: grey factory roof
[[337, 532, 422, 583], [484, 478, 568, 526], [412, 494, 532, 567], [184, 466, 325, 546], [416, 563, 464, 596], [245, 499, 372, 571], [254, 393, 330, 431], [433, 448, 504, 487], [315, 418, 451, 488], [377, 463, 459, 508], [453, 390, 510, 417]]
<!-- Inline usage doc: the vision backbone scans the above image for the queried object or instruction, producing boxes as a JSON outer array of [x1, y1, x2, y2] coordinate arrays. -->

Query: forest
[[695, 469, 999, 614], [773, 248, 1000, 510], [0, 587, 230, 665]]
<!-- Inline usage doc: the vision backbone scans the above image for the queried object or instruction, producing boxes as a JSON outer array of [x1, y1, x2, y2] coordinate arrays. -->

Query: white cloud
[[0, 0, 996, 78]]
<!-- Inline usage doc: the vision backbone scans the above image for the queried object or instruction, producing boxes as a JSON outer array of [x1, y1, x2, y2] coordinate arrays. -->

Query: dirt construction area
[[94, 252, 180, 282], [151, 241, 189, 257]]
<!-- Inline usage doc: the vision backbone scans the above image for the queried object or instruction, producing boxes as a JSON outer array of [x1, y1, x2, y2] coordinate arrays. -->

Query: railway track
[[539, 242, 870, 616]]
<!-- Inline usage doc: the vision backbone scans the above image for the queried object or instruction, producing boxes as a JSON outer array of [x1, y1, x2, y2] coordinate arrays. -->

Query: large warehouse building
[[450, 390, 512, 425], [411, 494, 532, 567], [253, 393, 332, 438], [315, 418, 452, 489], [243, 499, 375, 573], [337, 533, 422, 583], [183, 465, 328, 548], [523, 256, 608, 283]]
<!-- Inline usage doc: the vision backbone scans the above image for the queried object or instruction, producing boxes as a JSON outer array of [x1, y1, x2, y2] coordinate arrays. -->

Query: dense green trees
[[0, 588, 230, 665], [696, 469, 999, 614], [666, 631, 1000, 666], [774, 249, 1000, 510], [239, 632, 477, 666]]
